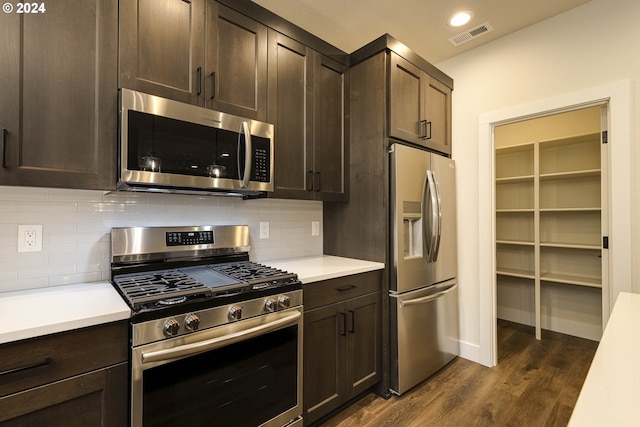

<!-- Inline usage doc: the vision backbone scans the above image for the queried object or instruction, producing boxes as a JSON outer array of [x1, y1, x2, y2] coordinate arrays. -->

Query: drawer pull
[[0, 357, 51, 377], [336, 285, 357, 292]]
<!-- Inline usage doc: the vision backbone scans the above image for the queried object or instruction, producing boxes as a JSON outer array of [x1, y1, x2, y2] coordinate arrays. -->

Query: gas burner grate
[[113, 269, 212, 310], [210, 261, 295, 284]]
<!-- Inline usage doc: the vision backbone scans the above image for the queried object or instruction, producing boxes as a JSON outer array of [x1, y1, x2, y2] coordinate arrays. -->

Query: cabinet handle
[[420, 119, 428, 138], [210, 72, 216, 100], [426, 121, 432, 140], [338, 312, 346, 336], [336, 285, 357, 292], [196, 67, 202, 96], [315, 171, 321, 192], [182, 0, 191, 3], [2, 128, 7, 168], [347, 310, 355, 334], [0, 357, 51, 377], [307, 170, 314, 191]]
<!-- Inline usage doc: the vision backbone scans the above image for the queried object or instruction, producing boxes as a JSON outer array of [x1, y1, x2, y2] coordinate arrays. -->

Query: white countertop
[[0, 282, 131, 345], [264, 255, 385, 284], [569, 292, 640, 427], [0, 256, 383, 345]]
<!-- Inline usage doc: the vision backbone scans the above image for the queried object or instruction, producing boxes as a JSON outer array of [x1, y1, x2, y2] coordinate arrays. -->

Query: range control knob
[[264, 298, 277, 312], [185, 313, 200, 331], [163, 318, 180, 337], [228, 306, 242, 321], [277, 295, 291, 309]]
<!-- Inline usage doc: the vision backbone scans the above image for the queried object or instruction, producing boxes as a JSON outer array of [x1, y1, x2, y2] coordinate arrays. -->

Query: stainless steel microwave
[[118, 89, 274, 198]]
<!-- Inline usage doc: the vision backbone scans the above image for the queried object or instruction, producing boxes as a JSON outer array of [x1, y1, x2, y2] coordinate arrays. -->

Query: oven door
[[131, 308, 303, 427]]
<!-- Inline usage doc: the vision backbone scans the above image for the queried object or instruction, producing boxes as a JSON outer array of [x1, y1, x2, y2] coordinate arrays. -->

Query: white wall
[[435, 0, 639, 365], [0, 186, 322, 293]]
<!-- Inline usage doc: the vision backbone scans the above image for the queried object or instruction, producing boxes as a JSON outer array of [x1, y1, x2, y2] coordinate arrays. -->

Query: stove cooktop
[[112, 261, 298, 312]]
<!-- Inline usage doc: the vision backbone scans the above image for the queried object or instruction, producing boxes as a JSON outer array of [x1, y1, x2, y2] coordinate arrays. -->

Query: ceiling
[[251, 0, 592, 64]]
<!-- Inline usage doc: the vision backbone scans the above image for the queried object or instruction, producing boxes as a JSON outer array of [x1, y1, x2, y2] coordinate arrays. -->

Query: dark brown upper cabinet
[[389, 52, 452, 155], [267, 32, 313, 199], [0, 0, 117, 190], [314, 55, 349, 201], [206, 1, 268, 121], [268, 31, 348, 201], [119, 0, 206, 106], [119, 0, 268, 122]]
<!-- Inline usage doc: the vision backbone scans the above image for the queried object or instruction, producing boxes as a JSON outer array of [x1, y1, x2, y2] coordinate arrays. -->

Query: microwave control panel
[[252, 146, 270, 182]]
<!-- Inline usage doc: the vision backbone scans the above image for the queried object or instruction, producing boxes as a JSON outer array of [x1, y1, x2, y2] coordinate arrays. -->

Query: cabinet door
[[303, 302, 345, 425], [425, 77, 452, 155], [0, 0, 117, 190], [0, 9, 19, 185], [389, 52, 426, 145], [314, 54, 349, 201], [345, 291, 382, 399], [389, 53, 452, 155], [119, 0, 205, 105], [206, 2, 267, 120], [268, 31, 314, 199], [0, 363, 128, 427]]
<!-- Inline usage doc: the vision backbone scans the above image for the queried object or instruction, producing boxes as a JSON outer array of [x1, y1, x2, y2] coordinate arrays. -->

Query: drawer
[[303, 270, 382, 311], [0, 320, 128, 397]]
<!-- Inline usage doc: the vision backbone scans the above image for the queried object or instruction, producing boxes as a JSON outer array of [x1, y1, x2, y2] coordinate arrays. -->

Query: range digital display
[[166, 231, 214, 246]]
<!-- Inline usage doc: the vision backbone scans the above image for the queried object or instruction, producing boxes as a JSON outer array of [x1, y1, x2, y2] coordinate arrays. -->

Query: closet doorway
[[494, 105, 608, 342]]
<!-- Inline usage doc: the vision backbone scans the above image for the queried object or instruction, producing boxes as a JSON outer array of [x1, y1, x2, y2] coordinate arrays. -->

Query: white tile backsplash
[[0, 186, 323, 293]]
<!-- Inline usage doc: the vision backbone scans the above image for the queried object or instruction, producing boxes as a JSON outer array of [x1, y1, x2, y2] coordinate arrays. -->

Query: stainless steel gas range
[[110, 225, 303, 427]]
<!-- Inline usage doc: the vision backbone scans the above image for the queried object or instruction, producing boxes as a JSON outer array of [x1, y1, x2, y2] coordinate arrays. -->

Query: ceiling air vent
[[448, 21, 494, 46]]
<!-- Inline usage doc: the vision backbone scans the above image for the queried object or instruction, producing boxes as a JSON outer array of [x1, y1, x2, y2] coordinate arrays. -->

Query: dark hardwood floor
[[318, 319, 598, 427]]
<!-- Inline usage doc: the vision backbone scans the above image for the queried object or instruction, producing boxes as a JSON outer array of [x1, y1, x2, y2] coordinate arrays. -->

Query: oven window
[[142, 325, 298, 427]]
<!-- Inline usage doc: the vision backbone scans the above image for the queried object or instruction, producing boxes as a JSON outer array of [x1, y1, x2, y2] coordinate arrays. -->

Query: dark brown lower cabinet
[[303, 272, 382, 425], [0, 363, 127, 427], [0, 321, 128, 426]]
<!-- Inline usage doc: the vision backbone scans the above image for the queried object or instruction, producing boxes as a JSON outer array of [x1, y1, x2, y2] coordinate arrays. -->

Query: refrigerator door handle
[[422, 170, 439, 262], [421, 171, 429, 260], [399, 283, 458, 307], [432, 171, 442, 262]]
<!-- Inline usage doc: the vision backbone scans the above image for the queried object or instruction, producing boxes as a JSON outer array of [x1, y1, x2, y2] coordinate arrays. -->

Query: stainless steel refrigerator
[[389, 142, 459, 396]]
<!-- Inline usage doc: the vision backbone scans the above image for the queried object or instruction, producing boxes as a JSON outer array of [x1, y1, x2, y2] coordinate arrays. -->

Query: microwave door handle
[[238, 121, 252, 188]]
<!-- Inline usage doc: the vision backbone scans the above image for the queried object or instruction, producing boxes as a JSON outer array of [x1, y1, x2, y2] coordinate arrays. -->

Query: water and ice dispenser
[[402, 201, 423, 259]]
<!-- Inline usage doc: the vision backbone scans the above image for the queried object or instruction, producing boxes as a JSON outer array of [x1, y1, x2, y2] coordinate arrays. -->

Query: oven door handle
[[141, 311, 301, 364]]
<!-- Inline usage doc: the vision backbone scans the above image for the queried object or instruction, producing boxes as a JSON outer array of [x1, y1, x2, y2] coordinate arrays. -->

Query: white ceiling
[[251, 0, 592, 63]]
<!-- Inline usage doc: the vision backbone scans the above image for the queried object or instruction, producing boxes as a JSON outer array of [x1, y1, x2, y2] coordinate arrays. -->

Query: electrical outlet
[[18, 225, 42, 252], [259, 222, 270, 239], [311, 221, 320, 237]]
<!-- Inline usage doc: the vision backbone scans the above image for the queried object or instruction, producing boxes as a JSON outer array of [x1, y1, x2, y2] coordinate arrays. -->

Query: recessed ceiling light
[[449, 11, 473, 27]]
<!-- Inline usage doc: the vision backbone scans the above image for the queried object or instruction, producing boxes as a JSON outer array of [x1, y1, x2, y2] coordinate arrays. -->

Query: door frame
[[477, 80, 633, 367]]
